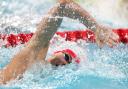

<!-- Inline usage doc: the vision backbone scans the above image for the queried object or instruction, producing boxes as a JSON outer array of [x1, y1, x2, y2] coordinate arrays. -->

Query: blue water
[[0, 0, 128, 89]]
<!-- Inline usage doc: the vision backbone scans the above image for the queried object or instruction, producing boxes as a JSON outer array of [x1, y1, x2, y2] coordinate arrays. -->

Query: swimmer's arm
[[0, 46, 39, 84], [60, 0, 119, 47], [0, 4, 63, 84], [34, 0, 100, 61], [36, 0, 99, 61], [60, 0, 99, 31]]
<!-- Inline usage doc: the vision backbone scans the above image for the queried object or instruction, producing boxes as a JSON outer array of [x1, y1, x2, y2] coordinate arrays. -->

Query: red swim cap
[[54, 49, 80, 64]]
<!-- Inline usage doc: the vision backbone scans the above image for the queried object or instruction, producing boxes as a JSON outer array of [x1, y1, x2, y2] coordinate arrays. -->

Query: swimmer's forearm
[[0, 47, 38, 84], [61, 0, 99, 31], [26, 4, 64, 61], [27, 5, 63, 52]]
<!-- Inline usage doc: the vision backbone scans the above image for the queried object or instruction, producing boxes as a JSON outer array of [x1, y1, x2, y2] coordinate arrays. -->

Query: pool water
[[0, 0, 128, 89]]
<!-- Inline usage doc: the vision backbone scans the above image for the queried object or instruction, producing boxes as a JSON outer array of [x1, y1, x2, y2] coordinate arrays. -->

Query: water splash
[[0, 0, 128, 89], [79, 0, 128, 27]]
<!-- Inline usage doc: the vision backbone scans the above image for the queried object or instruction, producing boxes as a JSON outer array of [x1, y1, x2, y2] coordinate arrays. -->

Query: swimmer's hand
[[95, 25, 119, 48]]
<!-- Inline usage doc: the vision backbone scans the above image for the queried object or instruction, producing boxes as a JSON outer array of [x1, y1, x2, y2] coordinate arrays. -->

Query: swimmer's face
[[48, 52, 72, 66]]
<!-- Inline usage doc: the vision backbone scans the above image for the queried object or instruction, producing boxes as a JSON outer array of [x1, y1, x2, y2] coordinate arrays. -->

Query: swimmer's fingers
[[96, 34, 118, 48], [95, 25, 119, 48], [106, 39, 117, 47], [106, 32, 119, 47], [96, 39, 104, 48], [110, 32, 119, 43]]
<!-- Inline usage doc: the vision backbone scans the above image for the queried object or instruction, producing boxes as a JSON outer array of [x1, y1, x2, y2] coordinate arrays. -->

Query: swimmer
[[0, 0, 119, 84]]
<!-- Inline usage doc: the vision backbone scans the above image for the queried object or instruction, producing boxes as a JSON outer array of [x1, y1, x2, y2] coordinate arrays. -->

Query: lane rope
[[0, 28, 128, 48]]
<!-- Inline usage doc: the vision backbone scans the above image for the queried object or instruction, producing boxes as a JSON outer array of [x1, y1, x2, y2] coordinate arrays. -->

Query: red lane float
[[57, 28, 128, 43], [0, 28, 128, 48], [0, 33, 33, 48]]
